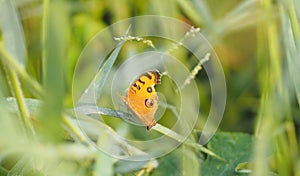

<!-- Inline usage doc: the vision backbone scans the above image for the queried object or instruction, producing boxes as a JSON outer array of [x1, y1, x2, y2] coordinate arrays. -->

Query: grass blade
[[75, 104, 224, 161], [77, 26, 130, 105], [191, 0, 213, 28], [0, 0, 35, 137], [280, 1, 300, 106], [94, 132, 116, 176], [176, 0, 203, 25], [8, 156, 30, 176], [39, 2, 69, 142], [214, 0, 261, 35], [0, 0, 26, 67]]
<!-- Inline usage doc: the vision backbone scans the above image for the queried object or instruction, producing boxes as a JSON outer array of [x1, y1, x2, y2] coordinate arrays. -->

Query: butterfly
[[120, 70, 161, 130]]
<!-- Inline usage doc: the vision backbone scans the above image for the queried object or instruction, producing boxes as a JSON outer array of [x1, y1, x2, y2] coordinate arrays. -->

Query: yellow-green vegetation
[[0, 0, 299, 175]]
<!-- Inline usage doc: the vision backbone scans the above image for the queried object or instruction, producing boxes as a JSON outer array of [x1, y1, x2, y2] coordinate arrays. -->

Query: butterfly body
[[120, 70, 161, 130]]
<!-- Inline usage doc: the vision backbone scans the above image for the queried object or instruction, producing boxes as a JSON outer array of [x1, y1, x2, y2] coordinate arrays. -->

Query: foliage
[[201, 132, 254, 175], [0, 0, 300, 175]]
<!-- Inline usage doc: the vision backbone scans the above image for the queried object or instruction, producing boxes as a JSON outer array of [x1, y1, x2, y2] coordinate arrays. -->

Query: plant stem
[[0, 45, 42, 97], [7, 69, 35, 137], [42, 0, 50, 84], [62, 114, 91, 146], [153, 124, 224, 160]]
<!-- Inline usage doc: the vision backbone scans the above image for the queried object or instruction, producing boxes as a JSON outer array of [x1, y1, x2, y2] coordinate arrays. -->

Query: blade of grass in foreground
[[0, 0, 35, 137], [281, 1, 300, 106], [253, 0, 282, 175], [0, 1, 42, 97], [0, 46, 42, 97], [40, 2, 69, 142], [94, 132, 115, 176], [279, 2, 300, 175], [0, 0, 26, 66], [5, 97, 158, 161]]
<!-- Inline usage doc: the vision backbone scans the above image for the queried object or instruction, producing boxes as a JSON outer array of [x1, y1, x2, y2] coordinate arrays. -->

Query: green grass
[[1, 0, 300, 175]]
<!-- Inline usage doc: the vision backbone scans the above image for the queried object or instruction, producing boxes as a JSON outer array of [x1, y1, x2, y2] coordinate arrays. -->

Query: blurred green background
[[0, 0, 300, 175]]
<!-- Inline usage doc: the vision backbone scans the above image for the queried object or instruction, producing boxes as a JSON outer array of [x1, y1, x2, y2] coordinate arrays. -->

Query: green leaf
[[75, 104, 140, 124], [182, 145, 199, 176], [94, 132, 116, 176], [8, 156, 30, 176], [212, 0, 261, 36], [5, 97, 155, 160], [280, 2, 300, 106], [75, 104, 223, 161], [7, 156, 43, 176], [0, 0, 26, 67], [40, 2, 69, 142], [176, 0, 203, 25], [77, 26, 130, 105], [152, 151, 181, 176], [0, 166, 8, 175], [6, 97, 43, 116], [201, 132, 253, 176], [191, 0, 213, 27], [0, 0, 36, 137]]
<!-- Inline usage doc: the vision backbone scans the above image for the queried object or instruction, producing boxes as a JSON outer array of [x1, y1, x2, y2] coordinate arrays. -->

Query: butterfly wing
[[125, 70, 161, 130]]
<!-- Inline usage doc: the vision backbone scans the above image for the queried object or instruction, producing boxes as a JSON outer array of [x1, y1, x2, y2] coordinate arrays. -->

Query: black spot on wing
[[138, 78, 145, 85], [147, 87, 152, 93], [143, 72, 152, 80], [146, 70, 161, 84], [133, 83, 140, 90]]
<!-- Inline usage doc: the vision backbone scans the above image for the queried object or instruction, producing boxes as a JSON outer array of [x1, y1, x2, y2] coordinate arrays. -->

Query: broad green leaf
[[0, 0, 26, 67], [201, 132, 253, 176]]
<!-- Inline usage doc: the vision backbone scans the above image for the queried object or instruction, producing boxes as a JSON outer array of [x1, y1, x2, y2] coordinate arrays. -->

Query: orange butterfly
[[120, 70, 161, 130]]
